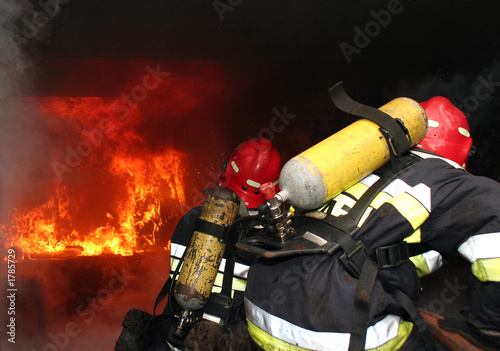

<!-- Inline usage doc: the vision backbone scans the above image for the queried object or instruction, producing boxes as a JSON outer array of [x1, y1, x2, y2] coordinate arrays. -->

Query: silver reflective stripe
[[458, 233, 500, 262], [407, 183, 431, 212], [382, 179, 411, 198], [171, 243, 186, 259], [245, 298, 402, 350], [422, 250, 444, 273], [359, 174, 380, 187], [219, 258, 249, 279]]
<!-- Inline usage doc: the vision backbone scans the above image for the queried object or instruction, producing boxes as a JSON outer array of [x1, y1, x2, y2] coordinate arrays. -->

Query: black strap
[[349, 258, 380, 351], [407, 243, 434, 257], [384, 284, 437, 351], [221, 252, 235, 297], [329, 81, 412, 158], [153, 277, 173, 316], [193, 218, 228, 241]]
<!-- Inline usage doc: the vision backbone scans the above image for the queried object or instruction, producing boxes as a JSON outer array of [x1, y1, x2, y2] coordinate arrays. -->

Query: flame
[[1, 96, 187, 258]]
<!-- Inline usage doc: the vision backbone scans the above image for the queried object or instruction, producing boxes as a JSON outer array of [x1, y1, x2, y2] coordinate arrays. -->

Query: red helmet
[[414, 96, 473, 168], [218, 138, 281, 208]]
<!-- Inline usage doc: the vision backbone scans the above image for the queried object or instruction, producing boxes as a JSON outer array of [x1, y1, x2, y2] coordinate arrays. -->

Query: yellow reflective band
[[410, 254, 431, 278], [232, 277, 247, 291], [409, 250, 443, 277], [368, 321, 413, 351], [471, 258, 500, 282], [170, 257, 182, 272], [404, 229, 422, 244], [370, 192, 392, 210], [345, 182, 369, 200], [213, 273, 247, 292], [247, 319, 309, 351], [211, 286, 222, 294], [388, 193, 429, 230]]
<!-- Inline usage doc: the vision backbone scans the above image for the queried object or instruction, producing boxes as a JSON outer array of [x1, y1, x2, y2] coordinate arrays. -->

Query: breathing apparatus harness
[[235, 82, 437, 351]]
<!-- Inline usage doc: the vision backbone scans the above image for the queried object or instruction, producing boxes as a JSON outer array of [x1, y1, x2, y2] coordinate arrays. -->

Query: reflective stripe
[[471, 258, 500, 282], [359, 174, 380, 187], [382, 179, 411, 198], [327, 194, 357, 217], [247, 319, 309, 351], [458, 233, 500, 262], [171, 243, 186, 258], [368, 321, 413, 351], [407, 183, 431, 212], [220, 258, 250, 279], [388, 192, 429, 230], [231, 160, 239, 172], [245, 298, 407, 350], [247, 179, 261, 188], [423, 250, 443, 273], [460, 233, 500, 281], [410, 255, 430, 278], [170, 257, 183, 272], [371, 192, 392, 210], [345, 182, 369, 200], [409, 250, 443, 278], [213, 272, 247, 292], [382, 179, 432, 213], [404, 228, 421, 244]]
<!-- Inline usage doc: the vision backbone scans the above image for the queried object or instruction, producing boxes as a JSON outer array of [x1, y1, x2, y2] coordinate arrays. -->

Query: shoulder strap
[[329, 81, 412, 158]]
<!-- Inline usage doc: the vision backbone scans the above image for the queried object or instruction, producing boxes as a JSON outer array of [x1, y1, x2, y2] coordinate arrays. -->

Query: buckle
[[375, 242, 410, 269], [340, 240, 368, 278]]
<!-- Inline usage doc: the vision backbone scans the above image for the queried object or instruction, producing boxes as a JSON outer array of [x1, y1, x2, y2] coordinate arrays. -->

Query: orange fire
[[1, 96, 187, 258]]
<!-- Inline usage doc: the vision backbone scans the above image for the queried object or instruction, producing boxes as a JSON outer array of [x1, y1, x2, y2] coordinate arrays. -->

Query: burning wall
[[0, 56, 242, 350], [1, 58, 237, 259]]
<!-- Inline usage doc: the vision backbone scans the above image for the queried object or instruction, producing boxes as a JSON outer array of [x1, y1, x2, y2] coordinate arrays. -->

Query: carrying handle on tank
[[329, 81, 412, 157]]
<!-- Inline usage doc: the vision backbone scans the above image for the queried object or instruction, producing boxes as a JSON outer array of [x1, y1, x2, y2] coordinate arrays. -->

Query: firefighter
[[243, 97, 500, 350], [115, 137, 282, 351], [167, 137, 281, 350]]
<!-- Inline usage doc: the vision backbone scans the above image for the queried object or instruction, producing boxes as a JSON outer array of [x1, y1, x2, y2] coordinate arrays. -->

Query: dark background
[[21, 0, 500, 179]]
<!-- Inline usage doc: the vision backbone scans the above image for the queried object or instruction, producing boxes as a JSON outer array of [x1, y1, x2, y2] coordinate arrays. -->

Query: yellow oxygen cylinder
[[278, 97, 428, 210], [173, 186, 240, 312]]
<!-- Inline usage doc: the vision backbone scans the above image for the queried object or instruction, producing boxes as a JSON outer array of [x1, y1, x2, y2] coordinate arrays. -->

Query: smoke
[[0, 0, 59, 222]]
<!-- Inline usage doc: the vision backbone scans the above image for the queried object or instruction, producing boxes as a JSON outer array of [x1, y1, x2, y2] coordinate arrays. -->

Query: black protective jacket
[[245, 152, 500, 350]]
